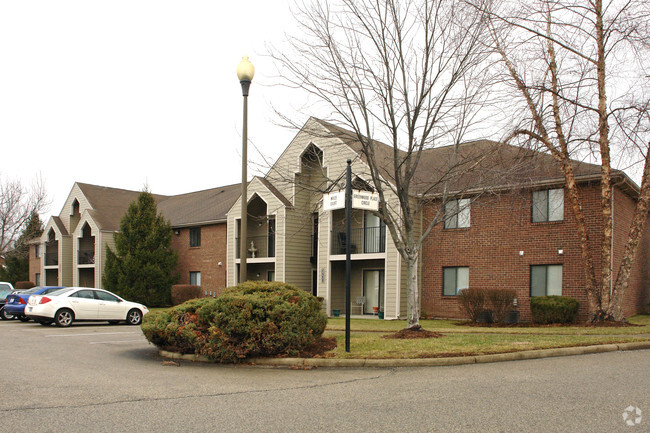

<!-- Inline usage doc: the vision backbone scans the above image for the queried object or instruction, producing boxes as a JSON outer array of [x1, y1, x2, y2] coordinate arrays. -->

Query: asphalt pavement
[[0, 319, 647, 432]]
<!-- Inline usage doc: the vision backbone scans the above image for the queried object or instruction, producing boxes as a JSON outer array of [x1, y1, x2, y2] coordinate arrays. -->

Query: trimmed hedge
[[530, 296, 579, 324], [15, 281, 35, 291], [141, 281, 328, 362], [171, 284, 203, 306]]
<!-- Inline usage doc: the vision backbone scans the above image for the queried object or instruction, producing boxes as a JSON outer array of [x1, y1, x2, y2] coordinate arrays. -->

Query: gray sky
[[0, 0, 304, 219]]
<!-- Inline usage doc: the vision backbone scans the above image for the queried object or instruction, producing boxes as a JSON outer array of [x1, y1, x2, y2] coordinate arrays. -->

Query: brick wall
[[29, 244, 41, 285], [171, 223, 228, 296], [421, 183, 648, 321]]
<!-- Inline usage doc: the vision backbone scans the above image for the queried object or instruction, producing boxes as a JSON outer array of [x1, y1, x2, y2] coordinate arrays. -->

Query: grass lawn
[[326, 314, 650, 335], [322, 331, 648, 359]]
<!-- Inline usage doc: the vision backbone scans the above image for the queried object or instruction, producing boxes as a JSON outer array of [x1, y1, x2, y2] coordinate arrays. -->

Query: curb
[[159, 341, 650, 368]]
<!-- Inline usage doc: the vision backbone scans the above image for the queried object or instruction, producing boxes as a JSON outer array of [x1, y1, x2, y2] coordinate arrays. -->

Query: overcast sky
[[0, 1, 306, 219]]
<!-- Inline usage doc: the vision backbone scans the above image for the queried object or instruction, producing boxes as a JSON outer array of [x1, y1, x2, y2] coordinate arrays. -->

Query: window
[[443, 267, 469, 296], [71, 290, 96, 299], [34, 245, 41, 258], [267, 270, 275, 281], [189, 227, 201, 247], [35, 273, 40, 286], [530, 265, 563, 296], [444, 199, 470, 229], [190, 271, 201, 286], [532, 188, 564, 222], [95, 291, 120, 302]]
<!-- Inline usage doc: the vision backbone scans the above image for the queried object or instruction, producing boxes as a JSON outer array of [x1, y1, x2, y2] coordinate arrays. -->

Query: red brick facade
[[171, 223, 228, 296], [28, 244, 41, 286], [421, 184, 649, 321]]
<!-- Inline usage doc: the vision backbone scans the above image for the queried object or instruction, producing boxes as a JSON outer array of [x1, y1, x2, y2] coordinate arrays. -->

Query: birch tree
[[482, 0, 650, 321], [272, 0, 494, 329]]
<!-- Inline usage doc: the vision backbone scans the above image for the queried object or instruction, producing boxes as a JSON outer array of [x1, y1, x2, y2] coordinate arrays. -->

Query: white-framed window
[[444, 198, 471, 229], [443, 266, 469, 296], [35, 273, 40, 286], [34, 244, 41, 258], [532, 188, 564, 222], [530, 265, 563, 296], [190, 271, 201, 286]]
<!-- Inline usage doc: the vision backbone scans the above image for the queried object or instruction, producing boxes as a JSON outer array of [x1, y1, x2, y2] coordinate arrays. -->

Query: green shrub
[[459, 288, 518, 323], [141, 281, 328, 362], [530, 296, 579, 324], [171, 284, 203, 306]]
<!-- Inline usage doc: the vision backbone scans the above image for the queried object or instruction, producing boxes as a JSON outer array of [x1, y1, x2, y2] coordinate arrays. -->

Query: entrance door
[[363, 269, 384, 314]]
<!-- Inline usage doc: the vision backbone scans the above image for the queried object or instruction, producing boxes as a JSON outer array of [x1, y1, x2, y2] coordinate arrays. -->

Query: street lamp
[[237, 56, 254, 284]]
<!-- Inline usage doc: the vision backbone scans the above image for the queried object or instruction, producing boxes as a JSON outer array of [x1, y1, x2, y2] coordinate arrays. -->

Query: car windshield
[[46, 288, 74, 297]]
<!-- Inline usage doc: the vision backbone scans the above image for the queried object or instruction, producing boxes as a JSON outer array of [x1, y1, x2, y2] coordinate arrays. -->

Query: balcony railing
[[330, 226, 386, 255], [78, 249, 95, 265], [236, 235, 276, 259], [44, 253, 58, 266]]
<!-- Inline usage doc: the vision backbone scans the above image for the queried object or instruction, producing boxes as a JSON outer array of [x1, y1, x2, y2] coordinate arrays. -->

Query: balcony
[[236, 235, 276, 259], [330, 226, 386, 255], [44, 252, 58, 266], [78, 249, 95, 265]]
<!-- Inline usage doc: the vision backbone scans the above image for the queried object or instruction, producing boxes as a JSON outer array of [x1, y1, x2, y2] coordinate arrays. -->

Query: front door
[[363, 269, 384, 314]]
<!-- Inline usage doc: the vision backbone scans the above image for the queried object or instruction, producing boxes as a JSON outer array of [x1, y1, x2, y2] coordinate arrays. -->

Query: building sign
[[322, 189, 379, 211], [322, 190, 345, 211], [352, 190, 379, 211]]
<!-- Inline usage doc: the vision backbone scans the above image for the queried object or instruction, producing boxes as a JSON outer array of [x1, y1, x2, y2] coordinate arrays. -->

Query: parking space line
[[45, 332, 140, 338]]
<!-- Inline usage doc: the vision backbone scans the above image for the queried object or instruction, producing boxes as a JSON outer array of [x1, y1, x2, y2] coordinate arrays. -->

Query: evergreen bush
[[14, 281, 35, 291], [530, 296, 579, 324], [142, 281, 328, 362], [171, 284, 203, 306]]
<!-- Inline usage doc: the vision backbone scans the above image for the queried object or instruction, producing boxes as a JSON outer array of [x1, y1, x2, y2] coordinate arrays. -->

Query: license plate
[[27, 307, 32, 312]]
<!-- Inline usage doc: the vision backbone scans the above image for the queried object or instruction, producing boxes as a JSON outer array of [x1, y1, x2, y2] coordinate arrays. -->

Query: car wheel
[[18, 315, 30, 322], [0, 307, 15, 321], [54, 309, 74, 327], [126, 309, 142, 325]]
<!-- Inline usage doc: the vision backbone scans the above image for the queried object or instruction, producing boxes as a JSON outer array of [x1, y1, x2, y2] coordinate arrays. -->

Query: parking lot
[[1, 319, 648, 433]]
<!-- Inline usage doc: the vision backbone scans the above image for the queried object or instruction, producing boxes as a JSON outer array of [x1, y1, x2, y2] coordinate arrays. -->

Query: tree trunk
[[406, 252, 420, 330]]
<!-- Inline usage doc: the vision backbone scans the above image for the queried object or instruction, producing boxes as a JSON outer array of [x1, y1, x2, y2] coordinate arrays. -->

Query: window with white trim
[[532, 189, 564, 222], [189, 271, 201, 286], [530, 265, 563, 296], [443, 267, 469, 296], [444, 198, 471, 229]]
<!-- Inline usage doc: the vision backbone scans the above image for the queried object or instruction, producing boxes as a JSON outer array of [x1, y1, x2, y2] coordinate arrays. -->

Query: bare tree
[[0, 174, 49, 256], [481, 0, 650, 321], [271, 0, 497, 329]]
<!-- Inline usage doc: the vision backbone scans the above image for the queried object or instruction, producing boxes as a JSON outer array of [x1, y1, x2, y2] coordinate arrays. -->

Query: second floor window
[[444, 198, 470, 229], [189, 227, 201, 247], [532, 188, 564, 222]]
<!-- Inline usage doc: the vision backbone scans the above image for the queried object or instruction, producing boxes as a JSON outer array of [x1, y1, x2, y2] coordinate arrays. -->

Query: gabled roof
[[255, 177, 293, 208], [48, 216, 69, 237], [157, 183, 241, 227], [310, 118, 632, 196]]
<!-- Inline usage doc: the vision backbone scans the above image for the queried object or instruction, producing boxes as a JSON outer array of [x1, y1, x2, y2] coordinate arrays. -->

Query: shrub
[[141, 281, 328, 362], [171, 284, 203, 306], [15, 281, 35, 291], [530, 296, 579, 324], [487, 289, 517, 323], [458, 288, 487, 322]]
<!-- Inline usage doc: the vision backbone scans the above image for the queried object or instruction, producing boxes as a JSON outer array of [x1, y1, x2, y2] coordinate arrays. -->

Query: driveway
[[0, 320, 647, 432]]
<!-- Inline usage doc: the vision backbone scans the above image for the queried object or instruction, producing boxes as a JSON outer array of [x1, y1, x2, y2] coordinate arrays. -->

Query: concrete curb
[[159, 340, 650, 368]]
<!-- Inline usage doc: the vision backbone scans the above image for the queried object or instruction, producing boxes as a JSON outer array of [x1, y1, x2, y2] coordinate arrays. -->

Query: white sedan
[[25, 287, 149, 327]]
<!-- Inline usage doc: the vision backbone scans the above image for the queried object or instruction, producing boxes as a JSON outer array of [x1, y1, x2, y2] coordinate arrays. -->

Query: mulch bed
[[383, 328, 443, 339], [294, 337, 338, 358]]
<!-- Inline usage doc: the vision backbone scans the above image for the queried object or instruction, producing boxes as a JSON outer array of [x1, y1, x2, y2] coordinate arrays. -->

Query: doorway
[[363, 269, 384, 314]]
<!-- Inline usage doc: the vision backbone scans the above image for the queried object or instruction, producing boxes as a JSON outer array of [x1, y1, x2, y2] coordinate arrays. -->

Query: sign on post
[[323, 189, 379, 211]]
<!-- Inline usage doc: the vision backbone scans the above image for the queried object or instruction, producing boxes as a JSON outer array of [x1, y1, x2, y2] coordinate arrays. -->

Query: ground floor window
[[443, 267, 469, 296], [190, 271, 201, 286], [530, 265, 562, 296], [35, 273, 40, 286], [267, 270, 275, 281]]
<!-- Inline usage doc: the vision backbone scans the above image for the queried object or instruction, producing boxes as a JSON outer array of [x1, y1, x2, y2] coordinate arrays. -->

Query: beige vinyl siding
[[282, 208, 312, 292], [60, 236, 73, 287], [60, 184, 92, 230]]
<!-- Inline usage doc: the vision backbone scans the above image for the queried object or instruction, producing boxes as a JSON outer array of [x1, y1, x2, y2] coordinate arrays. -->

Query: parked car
[[25, 287, 149, 327], [4, 286, 65, 321], [0, 282, 16, 320]]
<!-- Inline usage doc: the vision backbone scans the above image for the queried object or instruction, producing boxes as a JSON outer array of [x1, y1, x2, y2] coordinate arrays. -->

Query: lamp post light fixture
[[237, 56, 254, 284]]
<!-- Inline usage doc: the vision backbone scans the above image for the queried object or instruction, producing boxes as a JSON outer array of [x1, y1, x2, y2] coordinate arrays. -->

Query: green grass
[[322, 331, 648, 359], [326, 314, 650, 335]]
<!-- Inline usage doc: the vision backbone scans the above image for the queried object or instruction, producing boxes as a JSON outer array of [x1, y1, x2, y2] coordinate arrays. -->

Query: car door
[[95, 291, 127, 320], [67, 290, 100, 320]]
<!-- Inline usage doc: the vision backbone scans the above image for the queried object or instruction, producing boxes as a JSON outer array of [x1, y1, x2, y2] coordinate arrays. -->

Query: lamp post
[[237, 55, 254, 284]]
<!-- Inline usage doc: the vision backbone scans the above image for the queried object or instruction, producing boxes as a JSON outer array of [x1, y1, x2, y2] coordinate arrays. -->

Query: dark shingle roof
[[157, 183, 241, 227]]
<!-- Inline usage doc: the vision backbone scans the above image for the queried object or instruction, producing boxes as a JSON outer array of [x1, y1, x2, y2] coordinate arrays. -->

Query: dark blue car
[[4, 286, 64, 321]]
